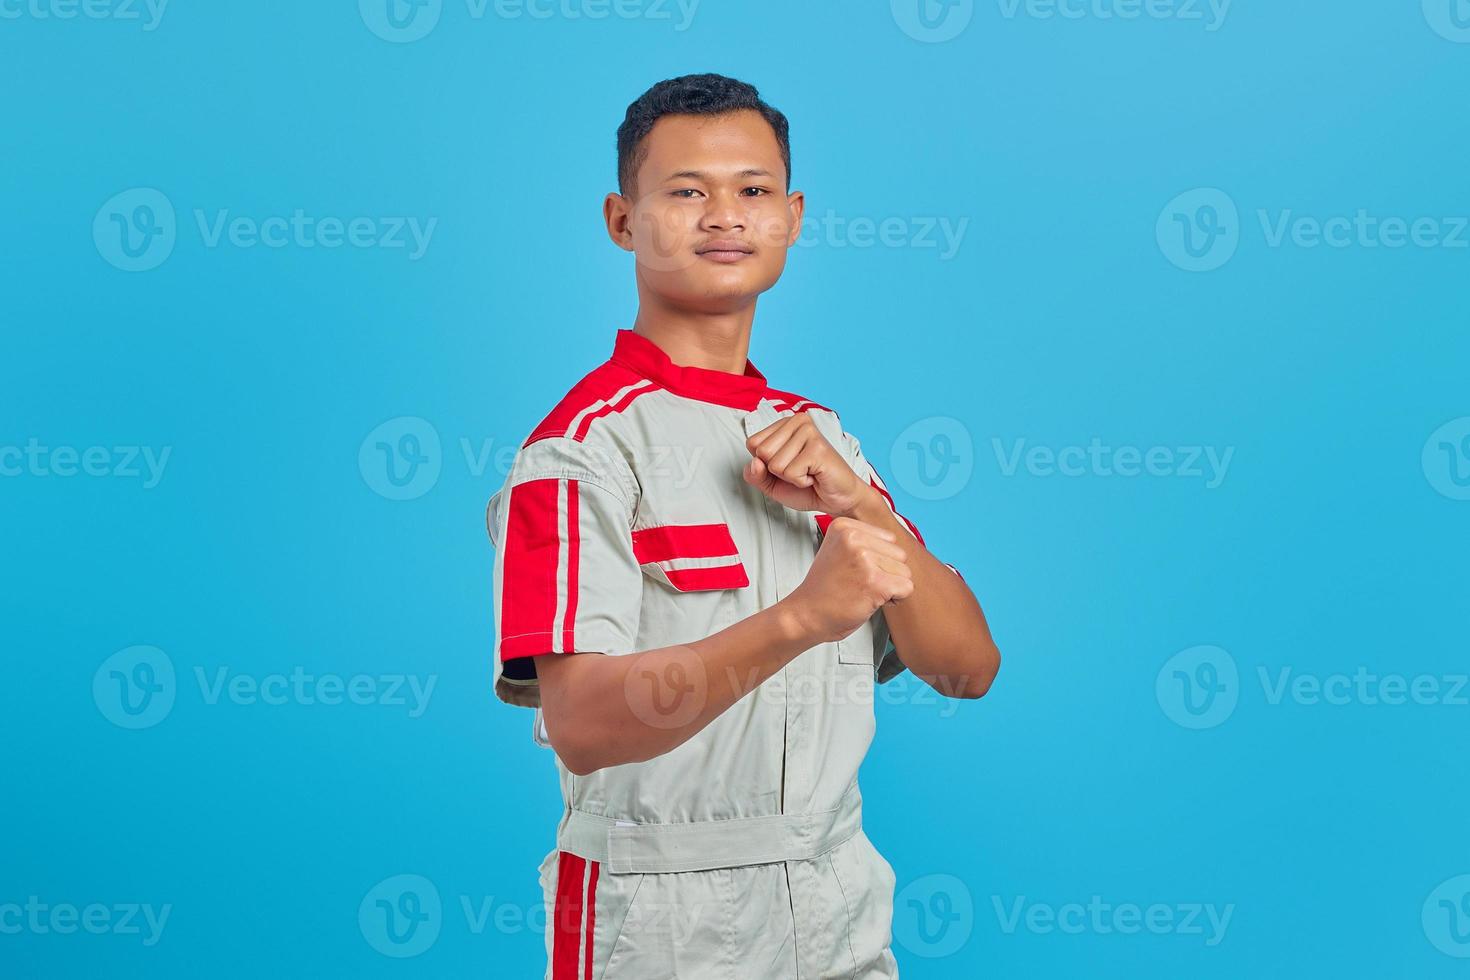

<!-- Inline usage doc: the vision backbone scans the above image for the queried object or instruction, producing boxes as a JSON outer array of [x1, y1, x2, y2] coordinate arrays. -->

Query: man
[[487, 72, 1000, 980]]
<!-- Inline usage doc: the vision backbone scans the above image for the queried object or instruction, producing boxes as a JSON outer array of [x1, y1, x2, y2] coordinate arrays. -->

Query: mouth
[[695, 241, 755, 264]]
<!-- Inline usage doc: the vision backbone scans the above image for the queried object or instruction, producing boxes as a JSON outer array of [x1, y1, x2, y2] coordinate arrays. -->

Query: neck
[[630, 293, 756, 375]]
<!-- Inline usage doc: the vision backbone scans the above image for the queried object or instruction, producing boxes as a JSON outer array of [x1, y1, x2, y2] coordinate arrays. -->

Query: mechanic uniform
[[487, 329, 962, 980]]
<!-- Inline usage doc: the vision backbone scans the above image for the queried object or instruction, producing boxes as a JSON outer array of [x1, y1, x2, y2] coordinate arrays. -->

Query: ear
[[604, 192, 635, 252], [784, 190, 805, 248]]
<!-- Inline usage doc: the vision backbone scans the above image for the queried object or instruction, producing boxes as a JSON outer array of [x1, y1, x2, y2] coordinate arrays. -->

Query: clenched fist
[[742, 413, 870, 517], [787, 516, 914, 643]]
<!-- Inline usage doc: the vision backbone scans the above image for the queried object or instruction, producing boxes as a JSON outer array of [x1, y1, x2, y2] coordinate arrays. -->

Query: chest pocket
[[632, 522, 750, 638], [837, 622, 880, 667]]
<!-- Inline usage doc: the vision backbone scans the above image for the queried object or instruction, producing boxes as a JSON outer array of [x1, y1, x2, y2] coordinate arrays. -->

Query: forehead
[[636, 110, 785, 184]]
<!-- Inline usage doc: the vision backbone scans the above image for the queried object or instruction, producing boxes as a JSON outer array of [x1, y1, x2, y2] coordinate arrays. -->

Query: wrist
[[844, 485, 891, 525], [770, 594, 824, 648]]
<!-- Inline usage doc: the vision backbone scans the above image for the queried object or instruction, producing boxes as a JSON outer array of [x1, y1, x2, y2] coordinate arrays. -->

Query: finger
[[742, 456, 767, 485], [746, 417, 794, 455], [766, 435, 815, 485], [871, 553, 912, 578], [852, 530, 909, 562], [877, 571, 916, 603], [836, 518, 896, 544]]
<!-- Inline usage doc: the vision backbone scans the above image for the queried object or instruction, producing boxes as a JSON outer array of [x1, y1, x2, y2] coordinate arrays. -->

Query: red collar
[[610, 329, 769, 410]]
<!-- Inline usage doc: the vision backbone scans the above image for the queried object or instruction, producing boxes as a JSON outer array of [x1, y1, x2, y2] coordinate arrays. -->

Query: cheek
[[750, 207, 795, 250], [630, 206, 701, 274]]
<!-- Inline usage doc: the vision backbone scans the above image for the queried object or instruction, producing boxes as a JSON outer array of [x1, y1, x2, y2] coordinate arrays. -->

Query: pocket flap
[[632, 522, 749, 592]]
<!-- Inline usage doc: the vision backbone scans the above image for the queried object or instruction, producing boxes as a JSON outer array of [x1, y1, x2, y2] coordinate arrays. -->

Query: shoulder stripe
[[766, 388, 832, 416], [567, 379, 659, 442], [524, 362, 655, 446]]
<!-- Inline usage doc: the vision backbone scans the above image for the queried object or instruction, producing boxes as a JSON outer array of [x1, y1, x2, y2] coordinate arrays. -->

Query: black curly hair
[[616, 73, 791, 197]]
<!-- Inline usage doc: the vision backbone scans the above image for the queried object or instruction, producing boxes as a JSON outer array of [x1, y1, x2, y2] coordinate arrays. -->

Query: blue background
[[4, 0, 1469, 976]]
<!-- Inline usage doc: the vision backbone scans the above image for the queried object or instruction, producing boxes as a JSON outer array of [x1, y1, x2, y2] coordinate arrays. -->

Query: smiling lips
[[695, 239, 755, 263]]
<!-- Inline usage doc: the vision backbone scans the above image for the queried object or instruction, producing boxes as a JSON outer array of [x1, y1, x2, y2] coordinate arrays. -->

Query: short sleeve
[[487, 437, 642, 709], [839, 428, 964, 685]]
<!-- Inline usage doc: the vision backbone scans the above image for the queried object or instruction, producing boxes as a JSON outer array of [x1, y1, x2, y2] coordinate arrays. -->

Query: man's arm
[[846, 491, 1001, 700], [536, 518, 912, 775], [741, 411, 1001, 700]]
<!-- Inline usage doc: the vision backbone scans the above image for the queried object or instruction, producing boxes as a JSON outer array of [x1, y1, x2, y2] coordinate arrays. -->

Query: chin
[[697, 267, 778, 300]]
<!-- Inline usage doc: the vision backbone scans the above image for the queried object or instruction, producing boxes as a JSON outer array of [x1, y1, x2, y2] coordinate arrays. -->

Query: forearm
[[541, 600, 817, 774], [848, 491, 1000, 698]]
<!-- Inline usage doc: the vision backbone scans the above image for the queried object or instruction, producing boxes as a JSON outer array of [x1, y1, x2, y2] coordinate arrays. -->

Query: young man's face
[[606, 109, 804, 312]]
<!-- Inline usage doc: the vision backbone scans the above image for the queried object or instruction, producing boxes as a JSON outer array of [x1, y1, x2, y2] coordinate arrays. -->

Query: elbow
[[552, 733, 605, 776], [560, 752, 601, 777], [541, 705, 604, 776], [958, 644, 1001, 700]]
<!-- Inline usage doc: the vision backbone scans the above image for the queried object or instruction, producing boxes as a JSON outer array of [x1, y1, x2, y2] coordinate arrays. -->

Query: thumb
[[743, 456, 767, 487]]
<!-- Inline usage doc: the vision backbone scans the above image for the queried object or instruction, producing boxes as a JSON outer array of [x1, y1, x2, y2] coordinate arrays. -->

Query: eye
[[742, 187, 771, 197], [671, 188, 702, 199]]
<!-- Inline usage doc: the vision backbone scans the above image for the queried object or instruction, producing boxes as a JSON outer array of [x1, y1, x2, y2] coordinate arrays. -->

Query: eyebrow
[[663, 168, 776, 182]]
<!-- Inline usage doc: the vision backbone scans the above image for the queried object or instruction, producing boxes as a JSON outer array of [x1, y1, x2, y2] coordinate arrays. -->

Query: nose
[[699, 188, 746, 232]]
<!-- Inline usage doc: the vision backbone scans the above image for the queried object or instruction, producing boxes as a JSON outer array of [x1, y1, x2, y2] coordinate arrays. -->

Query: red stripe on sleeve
[[501, 479, 562, 660], [867, 476, 926, 547], [560, 480, 580, 654]]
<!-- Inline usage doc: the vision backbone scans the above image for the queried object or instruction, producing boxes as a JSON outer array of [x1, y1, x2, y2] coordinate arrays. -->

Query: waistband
[[557, 783, 863, 875]]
